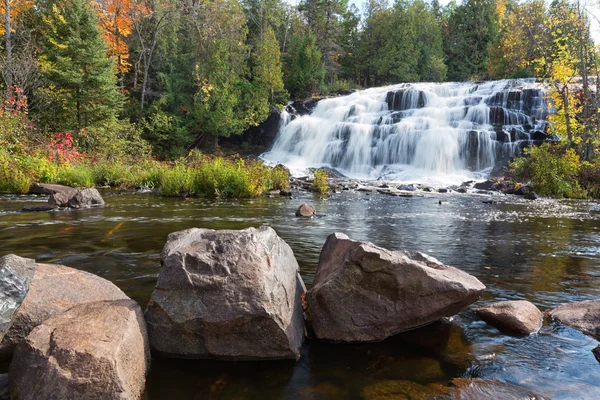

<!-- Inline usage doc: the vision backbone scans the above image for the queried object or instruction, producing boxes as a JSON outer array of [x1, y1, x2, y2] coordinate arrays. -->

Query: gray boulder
[[29, 183, 77, 196], [549, 300, 600, 339], [10, 299, 150, 400], [68, 188, 105, 208], [145, 226, 306, 360], [307, 233, 486, 342], [48, 190, 73, 207], [0, 263, 129, 359], [476, 300, 543, 335], [296, 203, 316, 217], [0, 255, 35, 343]]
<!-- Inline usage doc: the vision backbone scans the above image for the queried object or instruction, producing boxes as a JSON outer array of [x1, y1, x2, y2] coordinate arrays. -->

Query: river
[[1, 189, 599, 399]]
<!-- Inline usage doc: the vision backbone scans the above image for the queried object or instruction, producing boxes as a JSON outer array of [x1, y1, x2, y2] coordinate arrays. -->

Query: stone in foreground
[[145, 226, 305, 360], [0, 263, 129, 359], [476, 300, 542, 335], [307, 233, 485, 342], [68, 188, 105, 208], [295, 203, 316, 217], [548, 300, 600, 339], [9, 300, 150, 400], [0, 255, 35, 343]]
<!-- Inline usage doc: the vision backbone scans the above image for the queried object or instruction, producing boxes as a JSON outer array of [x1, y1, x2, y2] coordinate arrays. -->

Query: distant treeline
[[0, 0, 596, 157]]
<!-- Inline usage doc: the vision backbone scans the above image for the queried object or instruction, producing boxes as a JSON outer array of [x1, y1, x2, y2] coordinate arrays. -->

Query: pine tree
[[283, 30, 325, 98], [39, 0, 123, 132], [252, 26, 287, 107]]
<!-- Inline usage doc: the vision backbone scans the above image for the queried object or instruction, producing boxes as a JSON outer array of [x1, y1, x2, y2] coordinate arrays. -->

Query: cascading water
[[261, 79, 550, 185]]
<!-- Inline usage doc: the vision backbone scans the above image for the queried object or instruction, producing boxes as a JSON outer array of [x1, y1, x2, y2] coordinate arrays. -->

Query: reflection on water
[[1, 190, 600, 399]]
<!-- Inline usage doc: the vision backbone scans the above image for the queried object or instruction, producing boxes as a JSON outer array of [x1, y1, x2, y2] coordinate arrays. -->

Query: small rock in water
[[398, 184, 416, 191], [457, 187, 468, 193], [482, 200, 497, 205], [593, 345, 600, 363], [22, 205, 57, 212], [473, 180, 496, 191], [438, 188, 448, 193], [279, 189, 292, 197], [524, 191, 537, 200], [439, 200, 448, 205], [591, 204, 600, 214], [296, 203, 316, 217], [476, 300, 543, 335], [548, 300, 600, 339]]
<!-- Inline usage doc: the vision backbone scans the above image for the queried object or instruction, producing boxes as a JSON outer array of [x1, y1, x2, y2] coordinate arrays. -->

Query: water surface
[[1, 190, 599, 399]]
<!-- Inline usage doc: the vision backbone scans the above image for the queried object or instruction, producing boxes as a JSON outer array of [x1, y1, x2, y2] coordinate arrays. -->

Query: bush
[[580, 161, 600, 198], [312, 169, 329, 194], [510, 143, 585, 198], [54, 163, 95, 187]]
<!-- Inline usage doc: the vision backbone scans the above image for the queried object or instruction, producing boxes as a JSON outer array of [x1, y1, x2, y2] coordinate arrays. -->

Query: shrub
[[580, 161, 600, 198], [312, 169, 329, 194], [510, 143, 585, 198], [54, 163, 95, 187]]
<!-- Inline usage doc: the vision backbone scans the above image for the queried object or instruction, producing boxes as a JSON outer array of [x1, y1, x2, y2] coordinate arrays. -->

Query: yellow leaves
[[0, 0, 34, 35]]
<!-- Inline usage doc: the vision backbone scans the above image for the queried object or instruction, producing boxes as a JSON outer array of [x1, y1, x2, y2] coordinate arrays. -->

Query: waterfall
[[261, 79, 549, 185]]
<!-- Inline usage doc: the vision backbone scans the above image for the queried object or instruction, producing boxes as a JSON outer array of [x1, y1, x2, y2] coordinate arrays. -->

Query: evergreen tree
[[283, 30, 325, 98], [39, 0, 123, 132], [444, 0, 499, 81], [252, 26, 287, 107]]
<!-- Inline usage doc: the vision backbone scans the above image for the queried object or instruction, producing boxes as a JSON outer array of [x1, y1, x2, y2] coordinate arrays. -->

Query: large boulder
[[0, 263, 129, 359], [548, 300, 600, 339], [145, 226, 306, 360], [307, 233, 485, 342], [67, 188, 105, 208], [0, 255, 35, 343], [9, 299, 150, 400], [476, 300, 543, 335], [29, 183, 77, 197]]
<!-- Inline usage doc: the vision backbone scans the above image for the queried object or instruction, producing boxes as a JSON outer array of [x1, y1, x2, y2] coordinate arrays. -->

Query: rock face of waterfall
[[261, 80, 550, 184]]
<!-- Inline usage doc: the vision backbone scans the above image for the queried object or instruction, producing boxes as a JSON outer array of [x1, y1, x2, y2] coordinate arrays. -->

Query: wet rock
[[593, 345, 600, 363], [439, 200, 448, 205], [450, 378, 548, 399], [457, 187, 468, 193], [524, 191, 537, 200], [474, 180, 496, 191], [48, 190, 73, 207], [279, 189, 293, 197], [21, 205, 57, 212], [438, 188, 448, 193], [513, 185, 533, 196], [0, 255, 35, 343], [28, 183, 76, 196], [9, 299, 150, 400], [590, 204, 600, 214], [296, 203, 316, 217], [398, 184, 416, 191], [549, 300, 600, 339], [476, 300, 543, 335], [145, 227, 306, 360], [362, 379, 449, 400], [0, 263, 129, 359], [482, 200, 498, 205], [0, 374, 7, 400], [306, 233, 486, 342], [67, 188, 105, 208]]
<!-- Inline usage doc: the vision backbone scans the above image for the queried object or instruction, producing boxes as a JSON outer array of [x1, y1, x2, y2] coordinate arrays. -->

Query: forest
[[1, 0, 600, 198]]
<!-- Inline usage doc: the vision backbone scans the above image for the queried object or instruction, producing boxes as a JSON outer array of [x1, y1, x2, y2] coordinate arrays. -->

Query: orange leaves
[[94, 0, 150, 73], [0, 0, 34, 35]]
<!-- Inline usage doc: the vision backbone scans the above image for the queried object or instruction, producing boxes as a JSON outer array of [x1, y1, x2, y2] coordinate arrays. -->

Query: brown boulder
[[307, 233, 485, 342], [9, 300, 150, 400], [476, 300, 542, 335], [0, 263, 129, 359], [67, 188, 105, 208], [0, 255, 35, 343], [295, 203, 316, 217], [145, 226, 306, 360], [548, 300, 600, 339]]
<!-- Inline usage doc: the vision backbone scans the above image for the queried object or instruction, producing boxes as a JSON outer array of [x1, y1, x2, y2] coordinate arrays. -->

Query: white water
[[261, 79, 548, 186]]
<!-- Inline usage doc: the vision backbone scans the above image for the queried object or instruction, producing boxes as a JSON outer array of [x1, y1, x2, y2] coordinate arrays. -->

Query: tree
[[0, 0, 34, 88], [444, 0, 499, 81], [283, 29, 325, 98], [39, 0, 123, 132], [252, 26, 286, 107]]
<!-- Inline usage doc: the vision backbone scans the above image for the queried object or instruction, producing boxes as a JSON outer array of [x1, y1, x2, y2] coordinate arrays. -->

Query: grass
[[0, 150, 290, 198]]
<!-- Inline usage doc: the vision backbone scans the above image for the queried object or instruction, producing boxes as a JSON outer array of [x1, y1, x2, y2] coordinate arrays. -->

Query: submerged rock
[[145, 226, 306, 360], [362, 379, 449, 400], [476, 300, 543, 335], [296, 203, 316, 217], [0, 263, 129, 359], [21, 205, 57, 212], [10, 299, 150, 400], [68, 188, 105, 208], [450, 378, 548, 399], [306, 233, 486, 342], [0, 255, 35, 343], [548, 300, 600, 339]]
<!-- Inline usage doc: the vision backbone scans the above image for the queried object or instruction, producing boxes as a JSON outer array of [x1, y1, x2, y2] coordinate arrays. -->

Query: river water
[[1, 190, 600, 399]]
